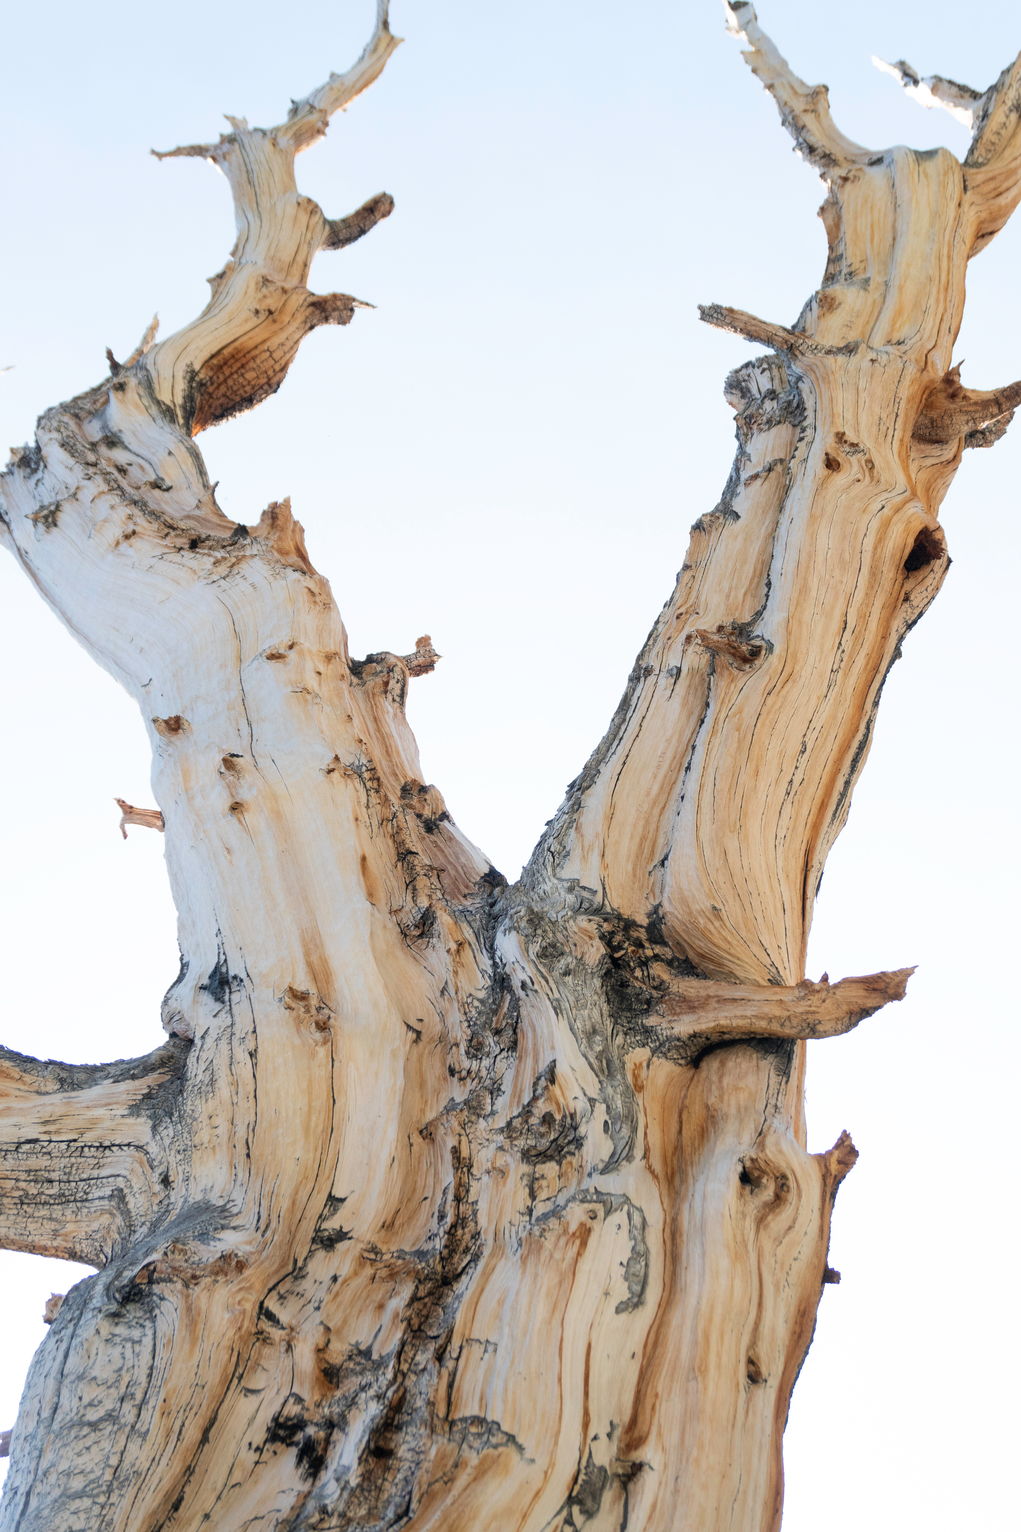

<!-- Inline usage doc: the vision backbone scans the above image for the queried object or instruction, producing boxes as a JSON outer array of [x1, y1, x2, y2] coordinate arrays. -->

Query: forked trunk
[[1, 4, 1019, 1528]]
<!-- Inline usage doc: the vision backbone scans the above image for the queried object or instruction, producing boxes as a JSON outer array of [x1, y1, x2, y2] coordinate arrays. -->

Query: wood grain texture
[[1, 3, 1018, 1528]]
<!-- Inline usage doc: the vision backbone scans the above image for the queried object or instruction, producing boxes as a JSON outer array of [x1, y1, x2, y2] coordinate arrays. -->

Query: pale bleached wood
[[0, 1041, 187, 1265], [722, 1, 870, 169], [872, 56, 985, 129], [0, 5, 1018, 1530]]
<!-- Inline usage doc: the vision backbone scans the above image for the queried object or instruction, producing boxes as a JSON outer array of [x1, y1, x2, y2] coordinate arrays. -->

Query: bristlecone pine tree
[[1, 3, 1018, 1527]]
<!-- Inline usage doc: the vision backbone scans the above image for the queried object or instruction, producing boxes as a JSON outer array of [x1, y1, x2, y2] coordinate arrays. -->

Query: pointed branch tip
[[721, 2, 867, 171], [124, 315, 159, 367], [151, 141, 220, 162], [723, 0, 757, 35], [115, 798, 165, 839], [106, 311, 159, 372], [699, 302, 849, 357], [250, 499, 316, 576], [647, 967, 912, 1065], [872, 56, 983, 129], [277, 3, 403, 153]]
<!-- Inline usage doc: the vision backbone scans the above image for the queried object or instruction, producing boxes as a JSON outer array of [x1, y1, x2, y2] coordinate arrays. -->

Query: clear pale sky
[[0, 2, 1018, 1525]]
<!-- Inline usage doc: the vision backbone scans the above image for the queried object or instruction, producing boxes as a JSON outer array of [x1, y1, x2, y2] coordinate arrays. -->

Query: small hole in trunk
[[904, 527, 943, 574]]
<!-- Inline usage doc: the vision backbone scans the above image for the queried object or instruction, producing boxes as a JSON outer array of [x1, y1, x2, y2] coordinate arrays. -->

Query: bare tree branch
[[646, 969, 913, 1065], [873, 57, 984, 130], [401, 634, 441, 676], [275, 0, 402, 154], [140, 4, 401, 436], [723, 1, 869, 173], [323, 191, 395, 250], [0, 1041, 188, 1265], [0, 1039, 188, 1097], [151, 4, 401, 164], [699, 301, 850, 355]]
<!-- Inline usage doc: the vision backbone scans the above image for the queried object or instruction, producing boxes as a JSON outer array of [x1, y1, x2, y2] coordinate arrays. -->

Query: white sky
[[0, 1, 1018, 1525]]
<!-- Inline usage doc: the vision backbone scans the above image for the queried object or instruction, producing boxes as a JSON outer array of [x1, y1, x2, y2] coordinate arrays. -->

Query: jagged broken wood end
[[402, 634, 440, 676], [114, 798, 166, 839]]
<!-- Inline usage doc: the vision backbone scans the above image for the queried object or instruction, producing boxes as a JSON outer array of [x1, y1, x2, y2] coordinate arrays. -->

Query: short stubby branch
[[645, 968, 913, 1065], [816, 1128, 859, 1188], [686, 623, 769, 671], [401, 633, 441, 676], [180, 285, 368, 434], [115, 797, 165, 838], [248, 495, 317, 574], [323, 191, 395, 250], [914, 371, 1021, 446]]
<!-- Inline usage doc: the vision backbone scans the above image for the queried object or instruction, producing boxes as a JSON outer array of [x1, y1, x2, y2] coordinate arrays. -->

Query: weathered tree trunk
[[1, 3, 1018, 1527]]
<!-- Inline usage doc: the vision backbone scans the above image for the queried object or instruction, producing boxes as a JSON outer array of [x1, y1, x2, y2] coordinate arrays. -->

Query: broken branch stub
[[914, 374, 1021, 445], [647, 969, 913, 1065], [115, 798, 165, 838]]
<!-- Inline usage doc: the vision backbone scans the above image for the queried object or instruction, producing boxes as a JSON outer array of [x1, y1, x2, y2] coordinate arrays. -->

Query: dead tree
[[1, 3, 1018, 1527]]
